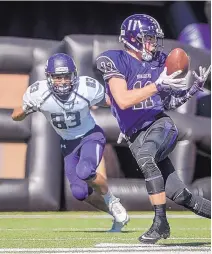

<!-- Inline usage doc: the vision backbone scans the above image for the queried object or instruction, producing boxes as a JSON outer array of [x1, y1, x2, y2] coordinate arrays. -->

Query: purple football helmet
[[119, 14, 164, 61], [45, 53, 78, 97]]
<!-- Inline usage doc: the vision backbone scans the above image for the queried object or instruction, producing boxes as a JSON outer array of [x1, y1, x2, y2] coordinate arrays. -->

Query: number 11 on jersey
[[133, 81, 154, 110]]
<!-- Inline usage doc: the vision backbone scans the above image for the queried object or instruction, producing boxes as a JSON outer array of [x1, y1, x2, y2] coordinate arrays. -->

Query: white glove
[[192, 65, 211, 91], [155, 67, 187, 91], [23, 93, 43, 114]]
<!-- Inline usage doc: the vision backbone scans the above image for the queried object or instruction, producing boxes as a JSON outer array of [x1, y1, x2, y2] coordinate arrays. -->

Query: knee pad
[[138, 155, 165, 195], [71, 184, 93, 201], [76, 159, 96, 181], [172, 188, 193, 206]]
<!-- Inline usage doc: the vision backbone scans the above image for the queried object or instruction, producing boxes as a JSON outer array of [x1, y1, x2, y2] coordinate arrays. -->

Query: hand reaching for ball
[[155, 67, 187, 92], [192, 65, 211, 91]]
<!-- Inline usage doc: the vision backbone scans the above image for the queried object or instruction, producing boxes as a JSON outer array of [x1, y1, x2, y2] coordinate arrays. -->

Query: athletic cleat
[[138, 217, 170, 244], [108, 198, 129, 228], [108, 216, 130, 232]]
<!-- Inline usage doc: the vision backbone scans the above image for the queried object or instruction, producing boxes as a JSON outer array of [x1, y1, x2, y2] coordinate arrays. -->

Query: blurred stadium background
[[0, 1, 210, 253]]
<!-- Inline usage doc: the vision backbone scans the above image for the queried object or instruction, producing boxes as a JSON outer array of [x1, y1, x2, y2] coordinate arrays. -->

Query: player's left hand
[[192, 65, 211, 91]]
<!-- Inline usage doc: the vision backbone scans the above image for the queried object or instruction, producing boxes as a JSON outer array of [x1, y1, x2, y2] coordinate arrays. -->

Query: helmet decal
[[45, 53, 78, 100], [119, 14, 164, 61]]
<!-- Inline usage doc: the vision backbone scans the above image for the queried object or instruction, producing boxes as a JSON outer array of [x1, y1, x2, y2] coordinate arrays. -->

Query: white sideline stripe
[[0, 237, 210, 241], [0, 246, 211, 252], [96, 243, 211, 248], [0, 247, 211, 251], [0, 252, 210, 254], [0, 214, 202, 219], [0, 227, 210, 231]]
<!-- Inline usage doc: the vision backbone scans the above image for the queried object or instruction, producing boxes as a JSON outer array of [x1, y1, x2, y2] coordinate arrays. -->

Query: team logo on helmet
[[119, 14, 164, 61], [45, 53, 78, 100]]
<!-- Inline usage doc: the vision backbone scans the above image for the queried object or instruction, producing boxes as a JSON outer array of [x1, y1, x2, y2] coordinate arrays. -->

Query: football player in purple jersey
[[96, 14, 211, 244]]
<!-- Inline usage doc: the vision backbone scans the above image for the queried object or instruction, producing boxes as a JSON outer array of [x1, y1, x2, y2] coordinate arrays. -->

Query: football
[[165, 48, 189, 77]]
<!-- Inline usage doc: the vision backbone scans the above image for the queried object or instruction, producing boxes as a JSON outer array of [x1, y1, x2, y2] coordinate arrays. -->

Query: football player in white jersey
[[12, 53, 129, 232]]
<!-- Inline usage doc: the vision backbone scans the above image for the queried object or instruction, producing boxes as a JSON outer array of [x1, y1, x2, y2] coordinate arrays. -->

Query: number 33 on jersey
[[23, 76, 104, 140]]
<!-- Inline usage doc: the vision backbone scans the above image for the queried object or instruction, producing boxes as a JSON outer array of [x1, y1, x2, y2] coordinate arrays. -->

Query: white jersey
[[23, 76, 105, 140]]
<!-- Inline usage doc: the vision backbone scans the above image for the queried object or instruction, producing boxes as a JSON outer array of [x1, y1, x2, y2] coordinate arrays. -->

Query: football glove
[[23, 93, 44, 114], [155, 67, 187, 92], [192, 65, 211, 92]]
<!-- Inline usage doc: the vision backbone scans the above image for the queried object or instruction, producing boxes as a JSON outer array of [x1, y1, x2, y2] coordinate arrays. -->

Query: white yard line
[[0, 214, 203, 219], [0, 246, 211, 254], [0, 247, 211, 251], [0, 250, 211, 254], [0, 243, 210, 254], [96, 243, 211, 248]]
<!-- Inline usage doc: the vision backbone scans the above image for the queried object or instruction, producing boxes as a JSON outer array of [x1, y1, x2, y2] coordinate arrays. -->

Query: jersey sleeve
[[96, 50, 126, 81], [22, 80, 48, 113], [90, 80, 105, 106], [23, 81, 40, 105], [82, 76, 105, 106], [162, 86, 196, 110]]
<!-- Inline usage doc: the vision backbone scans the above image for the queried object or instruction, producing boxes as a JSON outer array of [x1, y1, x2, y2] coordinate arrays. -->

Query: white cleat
[[107, 198, 130, 232], [108, 218, 130, 232]]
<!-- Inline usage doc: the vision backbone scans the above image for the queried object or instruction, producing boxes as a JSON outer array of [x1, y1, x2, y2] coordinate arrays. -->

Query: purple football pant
[[61, 125, 106, 201]]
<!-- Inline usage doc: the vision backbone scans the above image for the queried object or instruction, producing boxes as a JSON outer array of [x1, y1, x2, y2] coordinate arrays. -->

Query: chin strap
[[121, 38, 153, 62], [142, 49, 153, 61]]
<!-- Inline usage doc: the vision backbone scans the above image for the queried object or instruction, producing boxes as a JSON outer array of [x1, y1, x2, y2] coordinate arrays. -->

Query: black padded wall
[[0, 37, 65, 211]]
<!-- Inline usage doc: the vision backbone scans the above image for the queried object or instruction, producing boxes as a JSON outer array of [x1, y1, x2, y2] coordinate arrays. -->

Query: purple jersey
[[96, 50, 167, 136]]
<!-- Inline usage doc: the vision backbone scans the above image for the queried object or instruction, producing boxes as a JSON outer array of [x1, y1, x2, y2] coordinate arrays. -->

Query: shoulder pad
[[28, 80, 49, 98], [79, 76, 97, 89], [96, 50, 125, 80]]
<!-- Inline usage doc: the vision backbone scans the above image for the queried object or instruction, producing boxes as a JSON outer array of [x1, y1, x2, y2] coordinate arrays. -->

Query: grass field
[[0, 211, 210, 254]]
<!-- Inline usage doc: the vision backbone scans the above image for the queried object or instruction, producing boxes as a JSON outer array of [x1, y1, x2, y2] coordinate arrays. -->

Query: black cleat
[[138, 217, 170, 244]]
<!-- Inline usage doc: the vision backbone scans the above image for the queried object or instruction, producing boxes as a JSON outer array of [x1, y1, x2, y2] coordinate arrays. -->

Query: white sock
[[102, 189, 116, 206]]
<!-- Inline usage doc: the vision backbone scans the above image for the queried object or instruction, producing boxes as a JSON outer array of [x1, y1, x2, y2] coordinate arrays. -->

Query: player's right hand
[[155, 67, 187, 91], [23, 93, 43, 114]]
